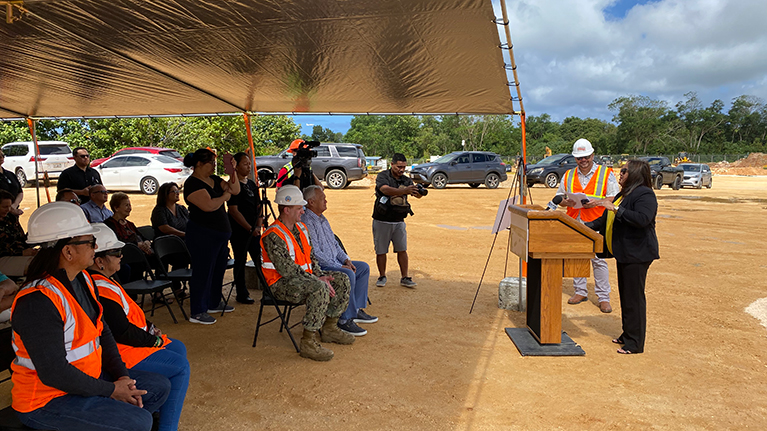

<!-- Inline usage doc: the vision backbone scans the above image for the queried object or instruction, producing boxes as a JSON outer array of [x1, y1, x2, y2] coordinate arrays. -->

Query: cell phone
[[223, 153, 235, 176], [581, 199, 590, 205]]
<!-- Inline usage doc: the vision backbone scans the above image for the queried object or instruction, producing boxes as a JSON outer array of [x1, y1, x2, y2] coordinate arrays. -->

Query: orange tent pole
[[243, 113, 257, 179], [25, 118, 50, 206]]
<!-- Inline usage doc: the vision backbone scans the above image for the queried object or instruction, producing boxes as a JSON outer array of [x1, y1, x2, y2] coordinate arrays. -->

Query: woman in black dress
[[182, 149, 239, 325], [587, 160, 659, 354]]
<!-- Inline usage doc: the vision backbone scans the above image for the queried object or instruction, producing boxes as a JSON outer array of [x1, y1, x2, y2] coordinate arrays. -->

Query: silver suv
[[255, 143, 368, 189]]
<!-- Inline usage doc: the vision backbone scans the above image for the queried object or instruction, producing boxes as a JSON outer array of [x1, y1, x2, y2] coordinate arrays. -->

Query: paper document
[[567, 192, 590, 209]]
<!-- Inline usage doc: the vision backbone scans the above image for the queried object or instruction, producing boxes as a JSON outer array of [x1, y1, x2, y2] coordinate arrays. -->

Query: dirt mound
[[728, 152, 767, 167], [710, 154, 767, 175]]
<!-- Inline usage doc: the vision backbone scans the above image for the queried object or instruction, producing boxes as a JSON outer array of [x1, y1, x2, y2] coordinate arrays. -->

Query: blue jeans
[[185, 220, 231, 315], [16, 369, 170, 431], [321, 261, 370, 321], [131, 338, 190, 431]]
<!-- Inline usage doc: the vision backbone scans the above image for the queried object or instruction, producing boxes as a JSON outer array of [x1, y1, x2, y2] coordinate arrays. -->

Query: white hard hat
[[275, 185, 307, 206], [91, 223, 125, 252], [572, 138, 594, 158], [27, 201, 98, 245]]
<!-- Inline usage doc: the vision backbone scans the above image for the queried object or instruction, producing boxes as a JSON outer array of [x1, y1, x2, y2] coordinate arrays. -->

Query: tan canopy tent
[[0, 0, 520, 119]]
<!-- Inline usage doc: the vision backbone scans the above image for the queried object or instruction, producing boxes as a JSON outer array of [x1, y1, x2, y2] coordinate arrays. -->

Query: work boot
[[299, 329, 334, 361], [320, 317, 356, 345]]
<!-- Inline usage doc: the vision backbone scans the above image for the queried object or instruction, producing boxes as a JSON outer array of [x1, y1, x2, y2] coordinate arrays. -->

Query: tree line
[[1, 92, 765, 162]]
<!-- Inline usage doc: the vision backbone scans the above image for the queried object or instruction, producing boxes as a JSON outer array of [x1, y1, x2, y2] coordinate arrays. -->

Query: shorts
[[372, 220, 407, 254]]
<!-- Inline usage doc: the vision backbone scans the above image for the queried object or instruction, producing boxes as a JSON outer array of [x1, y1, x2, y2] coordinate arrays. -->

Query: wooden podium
[[507, 204, 603, 345]]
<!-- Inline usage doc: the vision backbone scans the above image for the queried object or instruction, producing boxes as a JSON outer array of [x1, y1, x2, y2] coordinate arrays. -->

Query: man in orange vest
[[556, 139, 619, 313], [260, 185, 354, 361]]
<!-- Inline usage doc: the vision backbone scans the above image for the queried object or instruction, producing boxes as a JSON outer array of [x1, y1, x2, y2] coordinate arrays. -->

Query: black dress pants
[[230, 231, 261, 300], [616, 261, 652, 353]]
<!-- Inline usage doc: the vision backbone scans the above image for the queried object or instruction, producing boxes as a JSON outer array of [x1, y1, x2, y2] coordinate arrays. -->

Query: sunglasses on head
[[68, 238, 97, 248]]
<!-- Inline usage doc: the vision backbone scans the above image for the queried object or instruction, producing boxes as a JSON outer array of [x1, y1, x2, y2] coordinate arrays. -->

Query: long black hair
[[156, 182, 178, 207], [24, 238, 69, 284], [183, 148, 215, 168], [621, 160, 653, 196]]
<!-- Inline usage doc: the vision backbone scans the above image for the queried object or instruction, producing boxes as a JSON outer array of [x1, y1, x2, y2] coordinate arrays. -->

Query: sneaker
[[375, 276, 387, 287], [354, 309, 379, 324], [400, 277, 417, 288], [189, 313, 216, 325], [338, 319, 367, 336], [207, 301, 235, 313]]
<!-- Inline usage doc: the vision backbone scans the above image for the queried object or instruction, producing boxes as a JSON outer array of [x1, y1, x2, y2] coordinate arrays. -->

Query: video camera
[[415, 184, 428, 196], [292, 140, 320, 169]]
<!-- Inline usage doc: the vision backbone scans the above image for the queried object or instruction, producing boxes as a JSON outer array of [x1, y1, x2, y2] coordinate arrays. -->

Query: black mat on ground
[[505, 328, 585, 356]]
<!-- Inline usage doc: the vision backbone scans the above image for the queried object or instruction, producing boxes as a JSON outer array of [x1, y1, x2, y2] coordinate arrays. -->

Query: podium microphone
[[546, 195, 563, 211]]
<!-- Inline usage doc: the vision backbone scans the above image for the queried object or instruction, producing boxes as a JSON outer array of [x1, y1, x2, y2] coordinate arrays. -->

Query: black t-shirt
[[373, 169, 414, 223], [56, 166, 102, 203], [228, 179, 261, 234], [0, 168, 21, 200], [183, 175, 231, 232]]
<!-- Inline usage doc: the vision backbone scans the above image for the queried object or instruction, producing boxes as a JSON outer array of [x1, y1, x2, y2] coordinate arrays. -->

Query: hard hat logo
[[275, 184, 307, 206], [571, 138, 594, 157], [285, 196, 292, 202]]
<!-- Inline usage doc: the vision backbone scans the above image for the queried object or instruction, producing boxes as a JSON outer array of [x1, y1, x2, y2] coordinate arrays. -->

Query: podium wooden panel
[[508, 204, 603, 345]]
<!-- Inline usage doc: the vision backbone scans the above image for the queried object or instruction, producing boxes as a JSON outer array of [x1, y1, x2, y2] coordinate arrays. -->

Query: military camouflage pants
[[269, 270, 350, 331]]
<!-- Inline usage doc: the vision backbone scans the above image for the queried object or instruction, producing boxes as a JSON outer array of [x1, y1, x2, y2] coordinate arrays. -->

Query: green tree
[[609, 95, 670, 153]]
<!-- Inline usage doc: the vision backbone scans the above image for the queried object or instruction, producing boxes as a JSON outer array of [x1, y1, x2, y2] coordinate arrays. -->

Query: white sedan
[[96, 154, 191, 194]]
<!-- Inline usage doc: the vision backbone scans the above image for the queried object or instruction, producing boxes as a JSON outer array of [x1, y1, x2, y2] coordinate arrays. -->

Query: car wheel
[[141, 176, 159, 195], [654, 175, 663, 190], [706, 178, 712, 189], [325, 169, 347, 189], [258, 168, 275, 188], [485, 173, 500, 189], [544, 172, 559, 188], [672, 175, 682, 190], [431, 173, 447, 189], [696, 179, 703, 189], [15, 168, 27, 188], [469, 183, 481, 188]]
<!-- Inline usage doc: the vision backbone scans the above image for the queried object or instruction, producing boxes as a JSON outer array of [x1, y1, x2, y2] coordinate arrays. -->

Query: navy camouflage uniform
[[262, 222, 350, 331]]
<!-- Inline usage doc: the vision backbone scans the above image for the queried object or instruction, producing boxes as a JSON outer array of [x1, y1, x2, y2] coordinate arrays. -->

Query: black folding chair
[[120, 243, 179, 323], [252, 263, 303, 352], [136, 225, 155, 241], [152, 235, 194, 320]]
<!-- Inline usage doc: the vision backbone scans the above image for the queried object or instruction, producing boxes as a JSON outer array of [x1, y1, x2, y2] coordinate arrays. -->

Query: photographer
[[372, 153, 423, 288], [282, 139, 322, 191]]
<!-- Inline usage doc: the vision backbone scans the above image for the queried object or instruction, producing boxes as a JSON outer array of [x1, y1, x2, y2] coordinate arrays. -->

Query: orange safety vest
[[11, 272, 104, 413], [92, 273, 170, 368], [563, 164, 612, 222], [260, 219, 313, 286]]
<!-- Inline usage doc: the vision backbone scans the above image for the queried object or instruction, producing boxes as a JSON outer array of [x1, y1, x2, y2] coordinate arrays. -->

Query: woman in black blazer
[[586, 160, 659, 354]]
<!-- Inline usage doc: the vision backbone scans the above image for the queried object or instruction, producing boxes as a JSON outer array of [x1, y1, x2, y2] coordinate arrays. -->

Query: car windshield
[[641, 158, 662, 166], [432, 154, 456, 163], [536, 155, 565, 165], [679, 164, 700, 172], [39, 145, 71, 155]]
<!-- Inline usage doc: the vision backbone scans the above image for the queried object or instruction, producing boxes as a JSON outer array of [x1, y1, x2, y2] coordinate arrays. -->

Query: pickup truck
[[638, 156, 684, 190]]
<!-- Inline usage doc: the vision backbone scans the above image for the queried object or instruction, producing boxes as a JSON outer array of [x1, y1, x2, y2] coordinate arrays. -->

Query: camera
[[258, 169, 277, 185], [415, 184, 428, 196], [292, 140, 320, 169]]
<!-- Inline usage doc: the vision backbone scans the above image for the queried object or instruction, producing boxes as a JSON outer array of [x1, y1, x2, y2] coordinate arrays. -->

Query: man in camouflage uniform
[[261, 185, 353, 361]]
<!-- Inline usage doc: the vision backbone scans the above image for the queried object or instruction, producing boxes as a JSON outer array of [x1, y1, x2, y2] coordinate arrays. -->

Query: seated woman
[[151, 183, 190, 239], [88, 224, 190, 431], [11, 201, 170, 431], [0, 190, 38, 277], [105, 192, 153, 255]]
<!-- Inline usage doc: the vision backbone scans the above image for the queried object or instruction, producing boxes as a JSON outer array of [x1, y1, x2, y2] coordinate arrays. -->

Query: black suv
[[525, 153, 577, 188], [254, 143, 367, 189], [409, 151, 507, 189]]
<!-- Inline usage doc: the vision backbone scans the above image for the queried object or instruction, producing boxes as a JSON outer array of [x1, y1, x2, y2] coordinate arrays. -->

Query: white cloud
[[504, 0, 767, 121]]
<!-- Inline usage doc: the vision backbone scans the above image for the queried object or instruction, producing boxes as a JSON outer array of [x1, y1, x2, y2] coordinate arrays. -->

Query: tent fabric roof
[[0, 0, 513, 119]]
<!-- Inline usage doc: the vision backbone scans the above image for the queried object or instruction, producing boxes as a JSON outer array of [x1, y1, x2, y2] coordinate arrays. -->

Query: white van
[[0, 141, 75, 187]]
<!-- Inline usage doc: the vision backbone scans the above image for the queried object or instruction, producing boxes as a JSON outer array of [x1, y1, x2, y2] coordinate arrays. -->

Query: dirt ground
[[4, 173, 767, 430]]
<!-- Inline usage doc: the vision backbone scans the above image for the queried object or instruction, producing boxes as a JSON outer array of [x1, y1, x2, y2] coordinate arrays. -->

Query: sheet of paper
[[568, 192, 590, 209]]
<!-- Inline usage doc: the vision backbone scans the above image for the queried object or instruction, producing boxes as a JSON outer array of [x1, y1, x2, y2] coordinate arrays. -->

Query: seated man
[[260, 185, 354, 361], [81, 185, 114, 223], [301, 185, 376, 336], [55, 188, 81, 205], [0, 190, 37, 277]]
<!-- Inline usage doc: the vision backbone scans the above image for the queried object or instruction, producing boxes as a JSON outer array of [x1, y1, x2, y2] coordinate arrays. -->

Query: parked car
[[638, 156, 684, 190], [409, 151, 507, 189], [524, 153, 577, 188], [95, 154, 191, 194], [254, 143, 368, 189], [1, 141, 75, 187], [679, 163, 712, 189], [91, 147, 183, 168]]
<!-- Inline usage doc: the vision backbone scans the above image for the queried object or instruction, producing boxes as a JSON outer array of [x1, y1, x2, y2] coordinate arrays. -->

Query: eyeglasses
[[620, 168, 628, 175], [68, 238, 97, 248], [92, 190, 108, 195], [77, 154, 90, 159], [103, 249, 122, 258], [69, 198, 81, 204], [575, 156, 592, 161]]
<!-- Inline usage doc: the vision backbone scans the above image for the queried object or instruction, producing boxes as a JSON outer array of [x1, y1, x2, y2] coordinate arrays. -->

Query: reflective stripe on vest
[[94, 277, 148, 331], [261, 223, 311, 272], [260, 220, 313, 285], [564, 165, 610, 222]]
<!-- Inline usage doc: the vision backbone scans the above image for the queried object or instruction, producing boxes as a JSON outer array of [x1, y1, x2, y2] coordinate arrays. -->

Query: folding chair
[[120, 243, 180, 323], [252, 262, 303, 352], [136, 225, 155, 241], [152, 235, 194, 320]]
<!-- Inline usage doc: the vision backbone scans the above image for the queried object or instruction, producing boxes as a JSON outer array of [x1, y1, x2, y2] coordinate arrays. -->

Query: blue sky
[[293, 0, 767, 136]]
